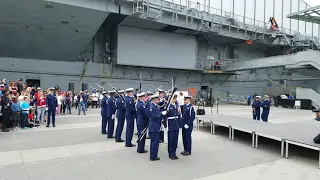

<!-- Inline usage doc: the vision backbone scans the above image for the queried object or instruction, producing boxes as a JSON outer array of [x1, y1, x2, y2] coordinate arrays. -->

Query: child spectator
[[27, 108, 39, 128], [11, 96, 21, 130], [21, 96, 30, 129]]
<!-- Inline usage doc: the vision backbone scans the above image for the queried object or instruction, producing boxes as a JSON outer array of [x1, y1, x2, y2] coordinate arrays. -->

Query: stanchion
[[216, 98, 219, 114]]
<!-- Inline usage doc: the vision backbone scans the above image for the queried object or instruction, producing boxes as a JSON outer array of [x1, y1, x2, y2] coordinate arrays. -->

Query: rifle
[[137, 86, 178, 143], [108, 83, 126, 105]]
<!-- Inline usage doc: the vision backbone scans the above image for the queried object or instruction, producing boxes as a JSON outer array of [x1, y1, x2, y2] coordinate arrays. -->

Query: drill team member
[[115, 90, 126, 142], [106, 90, 117, 138], [125, 88, 136, 147], [180, 96, 195, 156], [46, 87, 58, 127], [252, 96, 261, 120], [261, 95, 271, 122], [158, 89, 167, 143], [145, 91, 153, 139], [136, 92, 149, 153], [100, 91, 108, 134], [167, 94, 180, 160], [148, 94, 167, 161]]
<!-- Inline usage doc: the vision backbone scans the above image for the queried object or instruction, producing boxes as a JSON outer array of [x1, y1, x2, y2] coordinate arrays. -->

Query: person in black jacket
[[1, 90, 11, 132]]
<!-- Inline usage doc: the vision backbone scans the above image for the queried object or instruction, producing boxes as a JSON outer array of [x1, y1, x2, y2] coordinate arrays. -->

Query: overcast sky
[[305, 0, 320, 6]]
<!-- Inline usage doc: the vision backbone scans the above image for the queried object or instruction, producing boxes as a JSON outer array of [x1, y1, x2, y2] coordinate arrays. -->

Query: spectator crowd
[[0, 78, 103, 132]]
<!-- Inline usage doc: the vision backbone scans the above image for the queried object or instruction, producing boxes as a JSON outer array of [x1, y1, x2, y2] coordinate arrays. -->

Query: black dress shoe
[[150, 157, 160, 161], [180, 151, 186, 155], [174, 156, 179, 159], [115, 139, 125, 142], [169, 156, 176, 160], [53, 125, 56, 127], [2, 129, 10, 132], [125, 144, 136, 147], [101, 132, 107, 134], [138, 150, 148, 153], [46, 125, 49, 127], [182, 152, 191, 156], [107, 136, 115, 139]]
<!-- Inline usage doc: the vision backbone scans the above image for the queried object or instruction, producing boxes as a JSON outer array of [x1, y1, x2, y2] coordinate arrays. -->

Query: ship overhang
[[0, 0, 109, 61]]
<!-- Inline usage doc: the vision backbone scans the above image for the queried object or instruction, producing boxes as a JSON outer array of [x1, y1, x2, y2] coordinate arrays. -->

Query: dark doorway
[[26, 79, 40, 88]]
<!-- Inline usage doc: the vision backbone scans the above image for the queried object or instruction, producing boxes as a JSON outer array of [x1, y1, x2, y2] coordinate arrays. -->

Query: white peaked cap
[[102, 91, 107, 94], [108, 90, 116, 94], [118, 90, 125, 93], [150, 95, 159, 99], [137, 92, 146, 97], [184, 95, 192, 99], [125, 88, 134, 92]]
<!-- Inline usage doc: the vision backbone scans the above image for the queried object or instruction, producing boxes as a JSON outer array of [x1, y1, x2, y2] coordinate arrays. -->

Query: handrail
[[155, 0, 316, 39]]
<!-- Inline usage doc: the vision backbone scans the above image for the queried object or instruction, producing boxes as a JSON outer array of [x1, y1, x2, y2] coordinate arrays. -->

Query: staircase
[[296, 88, 320, 109], [225, 50, 320, 72]]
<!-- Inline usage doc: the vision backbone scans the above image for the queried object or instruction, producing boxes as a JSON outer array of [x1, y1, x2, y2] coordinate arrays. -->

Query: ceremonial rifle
[[108, 83, 126, 104]]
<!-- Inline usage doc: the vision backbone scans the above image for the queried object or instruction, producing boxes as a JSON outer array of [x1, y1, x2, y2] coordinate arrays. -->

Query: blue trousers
[[107, 117, 114, 137], [101, 116, 107, 134], [115, 118, 125, 141], [261, 110, 269, 122], [137, 125, 146, 153], [47, 108, 56, 126], [159, 118, 166, 142], [149, 132, 160, 160], [182, 128, 192, 153], [21, 113, 28, 128], [125, 115, 135, 146], [168, 130, 179, 157], [253, 109, 260, 120], [78, 102, 86, 115]]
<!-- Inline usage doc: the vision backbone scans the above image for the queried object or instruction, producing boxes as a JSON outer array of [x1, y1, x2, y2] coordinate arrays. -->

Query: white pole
[[172, 76, 174, 89]]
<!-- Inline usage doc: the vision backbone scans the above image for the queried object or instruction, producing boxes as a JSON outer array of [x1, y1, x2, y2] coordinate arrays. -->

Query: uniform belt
[[167, 116, 179, 119]]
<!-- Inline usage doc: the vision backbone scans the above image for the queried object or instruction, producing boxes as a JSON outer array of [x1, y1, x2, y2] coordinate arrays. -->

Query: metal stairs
[[296, 88, 320, 109], [225, 50, 320, 72]]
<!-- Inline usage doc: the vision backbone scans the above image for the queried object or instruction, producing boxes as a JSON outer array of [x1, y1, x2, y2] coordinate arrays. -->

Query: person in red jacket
[[36, 92, 46, 123]]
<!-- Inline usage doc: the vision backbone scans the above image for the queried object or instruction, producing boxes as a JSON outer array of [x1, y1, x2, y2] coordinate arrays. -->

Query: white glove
[[160, 124, 165, 131], [161, 111, 167, 115], [184, 124, 189, 129], [111, 115, 115, 119], [166, 127, 169, 132], [46, 107, 48, 111]]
